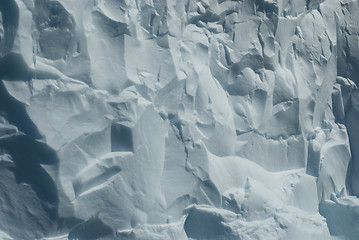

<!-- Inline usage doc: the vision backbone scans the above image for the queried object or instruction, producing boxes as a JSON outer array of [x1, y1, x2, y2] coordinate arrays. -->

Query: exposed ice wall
[[0, 0, 358, 239]]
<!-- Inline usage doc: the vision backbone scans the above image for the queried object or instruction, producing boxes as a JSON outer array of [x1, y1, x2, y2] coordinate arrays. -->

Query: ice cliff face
[[0, 0, 358, 239]]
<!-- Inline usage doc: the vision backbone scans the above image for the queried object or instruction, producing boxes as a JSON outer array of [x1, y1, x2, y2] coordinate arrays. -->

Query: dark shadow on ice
[[184, 206, 233, 240], [0, 80, 42, 139], [111, 123, 134, 152], [68, 218, 113, 240], [0, 0, 19, 57], [254, 0, 278, 17], [0, 0, 43, 139], [0, 53, 32, 80], [0, 134, 59, 206]]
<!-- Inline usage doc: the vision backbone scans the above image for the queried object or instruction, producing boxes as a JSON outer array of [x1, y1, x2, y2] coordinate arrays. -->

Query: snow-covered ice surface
[[0, 0, 359, 239]]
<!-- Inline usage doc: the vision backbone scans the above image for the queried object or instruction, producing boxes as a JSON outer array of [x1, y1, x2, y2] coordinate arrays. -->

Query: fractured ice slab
[[0, 0, 358, 239]]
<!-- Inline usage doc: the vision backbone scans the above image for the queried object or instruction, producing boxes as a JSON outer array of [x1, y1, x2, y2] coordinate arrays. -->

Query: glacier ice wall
[[0, 0, 358, 239]]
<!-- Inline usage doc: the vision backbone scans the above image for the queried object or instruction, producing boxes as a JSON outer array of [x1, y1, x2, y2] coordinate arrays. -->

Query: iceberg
[[0, 0, 358, 239]]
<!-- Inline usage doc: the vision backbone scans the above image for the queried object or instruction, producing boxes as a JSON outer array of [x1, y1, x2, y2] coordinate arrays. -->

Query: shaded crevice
[[0, 0, 19, 57], [168, 113, 222, 208], [111, 123, 133, 152], [0, 52, 32, 80], [168, 113, 190, 163], [0, 80, 42, 139], [68, 218, 113, 240], [0, 134, 59, 204]]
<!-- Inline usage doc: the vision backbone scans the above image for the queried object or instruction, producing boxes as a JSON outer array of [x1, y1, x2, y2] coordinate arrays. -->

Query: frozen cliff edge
[[0, 0, 359, 239]]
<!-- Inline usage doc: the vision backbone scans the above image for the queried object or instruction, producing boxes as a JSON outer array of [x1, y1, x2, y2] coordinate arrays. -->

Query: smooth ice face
[[0, 0, 358, 239]]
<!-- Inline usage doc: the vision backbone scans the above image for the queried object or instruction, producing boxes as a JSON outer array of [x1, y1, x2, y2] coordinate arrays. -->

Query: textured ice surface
[[0, 0, 359, 239]]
